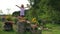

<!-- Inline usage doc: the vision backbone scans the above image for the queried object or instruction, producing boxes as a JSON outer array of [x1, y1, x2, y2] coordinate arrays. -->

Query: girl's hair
[[21, 4, 24, 8]]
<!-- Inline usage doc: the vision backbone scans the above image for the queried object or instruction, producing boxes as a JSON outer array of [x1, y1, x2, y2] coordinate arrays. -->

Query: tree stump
[[17, 21, 26, 34]]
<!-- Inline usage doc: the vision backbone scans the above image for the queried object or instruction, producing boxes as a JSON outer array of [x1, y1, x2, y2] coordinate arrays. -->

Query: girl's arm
[[16, 5, 21, 8]]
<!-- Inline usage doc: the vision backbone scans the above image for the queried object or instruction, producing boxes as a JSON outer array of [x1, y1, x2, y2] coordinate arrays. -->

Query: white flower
[[38, 27, 41, 30]]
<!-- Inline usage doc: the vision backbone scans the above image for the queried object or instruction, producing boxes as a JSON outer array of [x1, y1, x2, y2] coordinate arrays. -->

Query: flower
[[32, 18, 37, 23]]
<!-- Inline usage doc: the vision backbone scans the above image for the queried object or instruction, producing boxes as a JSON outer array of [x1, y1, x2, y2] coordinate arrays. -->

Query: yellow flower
[[32, 18, 37, 23]]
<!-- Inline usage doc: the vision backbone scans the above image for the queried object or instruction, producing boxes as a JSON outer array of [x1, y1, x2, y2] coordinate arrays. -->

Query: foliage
[[12, 11, 20, 17], [47, 0, 60, 11], [6, 17, 13, 21], [27, 0, 60, 24]]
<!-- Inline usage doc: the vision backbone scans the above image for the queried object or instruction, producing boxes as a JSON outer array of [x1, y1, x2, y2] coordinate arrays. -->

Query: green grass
[[0, 22, 60, 34], [42, 23, 60, 34]]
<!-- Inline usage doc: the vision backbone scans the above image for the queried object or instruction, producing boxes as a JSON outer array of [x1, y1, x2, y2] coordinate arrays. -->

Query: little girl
[[16, 4, 30, 17]]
